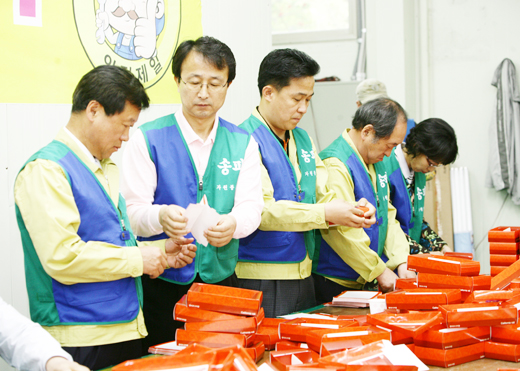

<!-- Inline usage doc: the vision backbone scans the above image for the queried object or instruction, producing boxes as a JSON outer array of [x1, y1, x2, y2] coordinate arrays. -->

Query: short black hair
[[72, 65, 149, 115], [352, 98, 407, 139], [405, 118, 458, 165], [171, 36, 236, 83], [257, 48, 320, 95]]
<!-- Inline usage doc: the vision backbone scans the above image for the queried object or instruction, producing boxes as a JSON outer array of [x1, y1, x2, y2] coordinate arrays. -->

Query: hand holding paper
[[184, 197, 224, 247], [204, 214, 237, 247]]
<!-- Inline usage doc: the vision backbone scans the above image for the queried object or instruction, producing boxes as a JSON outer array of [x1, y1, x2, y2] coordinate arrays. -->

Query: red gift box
[[413, 325, 490, 349], [491, 324, 520, 344], [175, 328, 254, 348], [491, 265, 508, 277], [270, 349, 320, 371], [416, 273, 491, 292], [395, 278, 417, 290], [488, 226, 520, 242], [491, 257, 520, 289], [184, 316, 258, 335], [439, 302, 518, 328], [366, 311, 443, 337], [444, 252, 474, 260], [245, 341, 265, 363], [186, 283, 262, 316], [279, 318, 358, 343], [463, 289, 520, 304], [407, 254, 480, 276], [385, 288, 461, 310], [484, 341, 520, 362], [490, 254, 519, 266], [306, 326, 390, 355], [414, 342, 485, 367], [490, 242, 519, 254]]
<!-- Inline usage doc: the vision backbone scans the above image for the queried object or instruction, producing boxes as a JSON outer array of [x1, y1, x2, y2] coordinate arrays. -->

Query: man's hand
[[377, 268, 398, 293], [139, 246, 168, 279], [397, 263, 416, 279], [204, 214, 237, 247], [46, 357, 89, 371], [165, 238, 197, 268], [356, 198, 377, 228], [324, 199, 366, 228], [159, 205, 189, 241]]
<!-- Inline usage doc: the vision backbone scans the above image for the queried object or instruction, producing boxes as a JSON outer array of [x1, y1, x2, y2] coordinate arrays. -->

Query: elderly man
[[14, 65, 196, 370], [237, 49, 375, 318], [312, 98, 416, 304], [122, 36, 263, 352]]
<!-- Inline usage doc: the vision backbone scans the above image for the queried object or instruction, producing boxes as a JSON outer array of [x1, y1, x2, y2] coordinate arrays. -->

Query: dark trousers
[[312, 273, 351, 305], [238, 276, 316, 318], [63, 338, 141, 370], [140, 273, 239, 355]]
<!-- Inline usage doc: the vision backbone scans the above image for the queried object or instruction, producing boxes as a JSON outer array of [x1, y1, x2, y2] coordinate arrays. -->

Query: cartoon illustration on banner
[[74, 0, 181, 88]]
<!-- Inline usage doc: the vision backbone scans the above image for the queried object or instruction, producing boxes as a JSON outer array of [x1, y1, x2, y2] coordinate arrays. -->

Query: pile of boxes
[[489, 226, 520, 277], [113, 226, 520, 370]]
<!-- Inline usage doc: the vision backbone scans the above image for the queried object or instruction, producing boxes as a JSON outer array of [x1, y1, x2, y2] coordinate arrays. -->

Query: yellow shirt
[[14, 128, 147, 347], [235, 110, 335, 280], [320, 130, 409, 289]]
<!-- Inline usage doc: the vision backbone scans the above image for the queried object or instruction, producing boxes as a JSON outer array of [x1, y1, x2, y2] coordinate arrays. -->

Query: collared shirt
[[395, 144, 413, 184], [235, 109, 337, 280], [321, 130, 409, 289], [121, 110, 263, 239], [14, 128, 147, 347]]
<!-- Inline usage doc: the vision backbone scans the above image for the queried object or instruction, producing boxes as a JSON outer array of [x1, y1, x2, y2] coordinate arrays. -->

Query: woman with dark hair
[[383, 118, 458, 254]]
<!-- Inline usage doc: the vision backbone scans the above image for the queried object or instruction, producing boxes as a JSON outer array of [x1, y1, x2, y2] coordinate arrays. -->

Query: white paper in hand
[[185, 197, 221, 246]]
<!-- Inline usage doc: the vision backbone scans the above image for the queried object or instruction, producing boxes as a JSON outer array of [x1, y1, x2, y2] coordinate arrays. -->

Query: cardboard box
[[175, 328, 254, 348], [490, 254, 519, 266], [184, 316, 257, 335], [416, 273, 491, 292], [186, 283, 262, 316], [489, 242, 519, 254], [488, 226, 520, 242], [491, 265, 508, 277], [484, 341, 520, 362], [174, 295, 242, 322], [413, 342, 485, 367], [256, 325, 282, 350], [491, 257, 520, 289], [279, 318, 358, 343], [439, 303, 517, 328], [407, 254, 480, 276], [306, 326, 391, 354], [366, 311, 443, 337], [413, 325, 490, 349], [385, 289, 461, 310], [491, 325, 520, 344], [269, 349, 319, 371]]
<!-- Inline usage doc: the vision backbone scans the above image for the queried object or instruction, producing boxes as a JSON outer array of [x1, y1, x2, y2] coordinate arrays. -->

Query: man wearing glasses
[[121, 36, 263, 353]]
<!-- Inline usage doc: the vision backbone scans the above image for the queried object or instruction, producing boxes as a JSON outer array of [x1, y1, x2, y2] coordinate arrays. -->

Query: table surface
[[309, 305, 518, 371]]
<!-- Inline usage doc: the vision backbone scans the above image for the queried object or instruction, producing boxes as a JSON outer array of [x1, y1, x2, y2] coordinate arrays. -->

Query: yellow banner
[[0, 0, 202, 104]]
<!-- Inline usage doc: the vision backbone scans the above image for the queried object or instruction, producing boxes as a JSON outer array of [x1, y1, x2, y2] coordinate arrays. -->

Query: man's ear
[[85, 101, 102, 122], [262, 85, 276, 102], [361, 124, 374, 140]]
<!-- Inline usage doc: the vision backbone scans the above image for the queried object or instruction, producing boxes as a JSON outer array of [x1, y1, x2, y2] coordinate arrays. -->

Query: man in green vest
[[237, 49, 376, 318], [312, 98, 416, 304]]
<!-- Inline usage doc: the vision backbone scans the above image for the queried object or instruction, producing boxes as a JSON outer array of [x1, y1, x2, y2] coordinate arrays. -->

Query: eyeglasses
[[179, 77, 228, 93], [426, 157, 440, 168]]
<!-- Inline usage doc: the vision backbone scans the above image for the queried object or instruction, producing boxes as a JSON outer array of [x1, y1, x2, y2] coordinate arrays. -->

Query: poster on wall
[[1, 0, 202, 103]]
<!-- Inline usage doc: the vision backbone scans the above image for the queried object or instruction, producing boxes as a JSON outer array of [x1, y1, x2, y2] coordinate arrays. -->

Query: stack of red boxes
[[489, 226, 520, 277], [171, 282, 266, 362]]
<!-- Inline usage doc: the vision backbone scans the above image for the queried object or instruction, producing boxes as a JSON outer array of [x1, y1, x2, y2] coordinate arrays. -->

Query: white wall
[[0, 2, 270, 370]]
